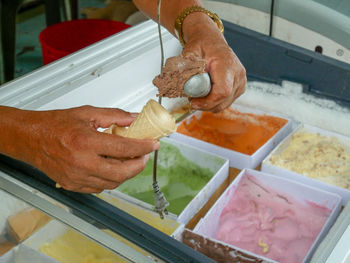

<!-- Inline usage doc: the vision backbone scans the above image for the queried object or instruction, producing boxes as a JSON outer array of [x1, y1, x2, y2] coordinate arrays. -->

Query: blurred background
[[1, 0, 349, 84], [0, 0, 148, 84]]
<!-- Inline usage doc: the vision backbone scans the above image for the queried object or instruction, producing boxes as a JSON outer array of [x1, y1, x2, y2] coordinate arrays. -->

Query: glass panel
[[0, 177, 164, 263]]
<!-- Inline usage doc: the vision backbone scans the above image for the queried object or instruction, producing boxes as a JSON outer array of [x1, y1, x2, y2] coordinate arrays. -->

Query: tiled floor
[[1, 0, 107, 84]]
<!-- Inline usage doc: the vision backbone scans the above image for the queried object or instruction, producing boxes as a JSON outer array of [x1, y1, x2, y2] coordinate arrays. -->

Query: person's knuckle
[[212, 108, 221, 114], [114, 174, 127, 184], [216, 85, 231, 100], [240, 82, 246, 94], [240, 64, 247, 76], [62, 183, 75, 191], [118, 161, 143, 181], [83, 157, 100, 173], [76, 173, 91, 184], [214, 104, 225, 113], [61, 129, 86, 151], [65, 169, 87, 184], [134, 159, 147, 175], [115, 140, 131, 156], [112, 168, 127, 182], [223, 86, 232, 98]]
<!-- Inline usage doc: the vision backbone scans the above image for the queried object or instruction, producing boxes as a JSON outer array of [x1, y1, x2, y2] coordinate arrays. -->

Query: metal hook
[[153, 181, 169, 219]]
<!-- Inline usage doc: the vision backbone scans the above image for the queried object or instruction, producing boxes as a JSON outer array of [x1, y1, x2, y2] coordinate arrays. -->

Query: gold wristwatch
[[174, 6, 224, 47]]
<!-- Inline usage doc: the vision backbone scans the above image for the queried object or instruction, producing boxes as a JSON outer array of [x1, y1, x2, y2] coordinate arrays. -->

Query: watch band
[[174, 6, 224, 47]]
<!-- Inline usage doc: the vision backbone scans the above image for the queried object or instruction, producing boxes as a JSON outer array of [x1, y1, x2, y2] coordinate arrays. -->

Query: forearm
[[133, 1, 208, 34], [0, 106, 41, 165], [133, 0, 225, 49]]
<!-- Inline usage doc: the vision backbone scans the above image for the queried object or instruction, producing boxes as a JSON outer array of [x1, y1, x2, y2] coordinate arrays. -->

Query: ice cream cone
[[104, 124, 128, 137], [106, 99, 176, 140]]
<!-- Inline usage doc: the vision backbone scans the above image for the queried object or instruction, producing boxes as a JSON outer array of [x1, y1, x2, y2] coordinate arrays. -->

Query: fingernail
[[130, 113, 138, 118], [153, 141, 160, 150], [144, 154, 150, 164]]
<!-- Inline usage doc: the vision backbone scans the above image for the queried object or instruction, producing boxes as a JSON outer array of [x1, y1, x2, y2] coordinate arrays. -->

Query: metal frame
[[0, 153, 214, 263], [0, 171, 152, 263]]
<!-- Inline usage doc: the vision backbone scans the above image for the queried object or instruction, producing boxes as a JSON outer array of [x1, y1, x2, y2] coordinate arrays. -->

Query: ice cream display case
[[1, 18, 350, 262]]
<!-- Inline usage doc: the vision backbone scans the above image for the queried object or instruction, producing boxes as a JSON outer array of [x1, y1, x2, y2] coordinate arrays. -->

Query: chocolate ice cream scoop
[[153, 54, 211, 98]]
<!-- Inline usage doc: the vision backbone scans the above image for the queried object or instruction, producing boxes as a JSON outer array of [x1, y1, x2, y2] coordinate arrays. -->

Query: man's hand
[[131, 0, 246, 112], [1, 106, 159, 193], [182, 12, 247, 112]]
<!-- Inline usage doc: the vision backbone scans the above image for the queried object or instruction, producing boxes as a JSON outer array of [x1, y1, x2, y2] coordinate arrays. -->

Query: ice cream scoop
[[152, 55, 211, 98], [183, 72, 211, 98]]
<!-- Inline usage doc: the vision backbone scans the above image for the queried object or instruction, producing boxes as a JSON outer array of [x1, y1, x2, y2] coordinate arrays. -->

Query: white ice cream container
[[170, 104, 294, 169], [193, 169, 342, 263], [261, 123, 350, 205], [113, 137, 230, 225]]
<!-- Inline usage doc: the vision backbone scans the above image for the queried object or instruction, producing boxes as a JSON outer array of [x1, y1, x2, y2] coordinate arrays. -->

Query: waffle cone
[[106, 99, 176, 139], [104, 124, 128, 137]]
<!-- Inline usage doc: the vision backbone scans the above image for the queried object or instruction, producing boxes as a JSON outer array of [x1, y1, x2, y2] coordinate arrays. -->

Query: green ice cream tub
[[115, 137, 229, 225]]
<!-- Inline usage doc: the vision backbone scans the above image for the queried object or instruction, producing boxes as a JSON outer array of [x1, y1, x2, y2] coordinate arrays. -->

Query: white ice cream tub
[[170, 104, 294, 169], [193, 169, 342, 263], [261, 123, 350, 205], [113, 136, 230, 225]]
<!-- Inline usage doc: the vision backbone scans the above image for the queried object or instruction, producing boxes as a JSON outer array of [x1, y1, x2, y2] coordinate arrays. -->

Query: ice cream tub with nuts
[[170, 104, 294, 169], [193, 169, 342, 263], [261, 124, 350, 205], [113, 137, 230, 225]]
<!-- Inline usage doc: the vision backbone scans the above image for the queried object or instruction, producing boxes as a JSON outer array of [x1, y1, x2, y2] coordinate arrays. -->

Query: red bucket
[[39, 19, 131, 65]]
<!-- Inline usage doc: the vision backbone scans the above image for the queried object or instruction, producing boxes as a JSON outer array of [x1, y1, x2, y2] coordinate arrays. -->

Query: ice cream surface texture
[[269, 132, 350, 189], [215, 175, 331, 263], [117, 141, 214, 215], [177, 108, 288, 155], [153, 54, 207, 98], [39, 229, 127, 263]]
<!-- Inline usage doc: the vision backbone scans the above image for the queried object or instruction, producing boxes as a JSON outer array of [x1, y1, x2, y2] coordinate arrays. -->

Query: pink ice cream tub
[[193, 169, 342, 263]]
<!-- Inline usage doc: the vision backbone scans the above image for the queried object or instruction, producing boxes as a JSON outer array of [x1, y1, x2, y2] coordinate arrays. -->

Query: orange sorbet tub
[[171, 104, 293, 169]]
